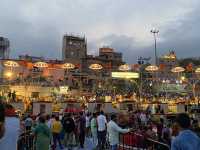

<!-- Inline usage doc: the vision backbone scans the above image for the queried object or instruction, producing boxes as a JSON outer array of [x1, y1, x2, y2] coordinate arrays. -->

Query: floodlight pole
[[151, 29, 159, 65]]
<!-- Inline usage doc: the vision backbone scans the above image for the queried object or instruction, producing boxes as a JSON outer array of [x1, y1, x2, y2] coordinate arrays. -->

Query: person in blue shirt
[[171, 113, 200, 150]]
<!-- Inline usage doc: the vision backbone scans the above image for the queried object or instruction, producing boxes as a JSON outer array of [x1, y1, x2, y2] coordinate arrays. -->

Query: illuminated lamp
[[118, 64, 131, 71], [4, 60, 19, 67], [34, 62, 48, 68], [145, 65, 159, 72], [89, 63, 103, 70], [4, 71, 12, 78], [195, 67, 200, 73], [62, 63, 75, 69], [171, 67, 185, 73], [180, 76, 186, 81]]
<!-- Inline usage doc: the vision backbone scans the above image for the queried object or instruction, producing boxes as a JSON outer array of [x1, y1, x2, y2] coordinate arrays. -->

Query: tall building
[[0, 37, 10, 80], [98, 47, 123, 70], [0, 37, 10, 59], [62, 35, 87, 63], [82, 47, 124, 75]]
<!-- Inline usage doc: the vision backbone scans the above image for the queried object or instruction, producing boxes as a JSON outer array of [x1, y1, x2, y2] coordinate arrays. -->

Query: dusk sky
[[0, 0, 200, 63]]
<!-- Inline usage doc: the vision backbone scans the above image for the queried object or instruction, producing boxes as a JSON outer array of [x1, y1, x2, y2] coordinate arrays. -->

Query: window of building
[[32, 92, 39, 98], [40, 104, 46, 114], [71, 51, 74, 56]]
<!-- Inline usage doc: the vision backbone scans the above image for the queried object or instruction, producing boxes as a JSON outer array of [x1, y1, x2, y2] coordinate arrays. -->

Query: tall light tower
[[150, 28, 159, 65]]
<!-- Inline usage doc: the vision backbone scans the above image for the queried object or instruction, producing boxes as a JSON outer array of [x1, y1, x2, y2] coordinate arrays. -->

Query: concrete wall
[[88, 102, 118, 113], [9, 85, 53, 98], [33, 102, 52, 115]]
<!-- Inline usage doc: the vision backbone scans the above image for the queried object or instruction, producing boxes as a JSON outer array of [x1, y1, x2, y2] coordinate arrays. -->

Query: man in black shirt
[[62, 113, 76, 150], [78, 112, 86, 148]]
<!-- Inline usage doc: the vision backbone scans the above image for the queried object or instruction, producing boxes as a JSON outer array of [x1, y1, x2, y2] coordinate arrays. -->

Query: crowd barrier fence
[[17, 131, 35, 150], [118, 132, 170, 150]]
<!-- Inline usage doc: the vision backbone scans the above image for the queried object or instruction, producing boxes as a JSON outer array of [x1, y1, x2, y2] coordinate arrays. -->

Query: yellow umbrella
[[4, 60, 19, 67], [34, 62, 48, 68], [62, 63, 75, 69], [89, 63, 103, 70], [118, 64, 130, 71], [171, 67, 185, 73], [145, 65, 159, 72]]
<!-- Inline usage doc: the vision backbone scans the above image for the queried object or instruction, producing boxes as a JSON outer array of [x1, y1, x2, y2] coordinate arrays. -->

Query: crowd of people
[[19, 109, 200, 150], [122, 110, 200, 150]]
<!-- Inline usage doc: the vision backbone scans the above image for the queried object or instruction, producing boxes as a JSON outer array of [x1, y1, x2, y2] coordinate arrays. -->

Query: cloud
[[92, 1, 200, 63], [0, 0, 199, 63]]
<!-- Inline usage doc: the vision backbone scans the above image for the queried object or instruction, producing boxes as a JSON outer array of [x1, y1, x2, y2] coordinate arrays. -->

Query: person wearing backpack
[[34, 116, 51, 150], [62, 113, 76, 150], [24, 114, 33, 131]]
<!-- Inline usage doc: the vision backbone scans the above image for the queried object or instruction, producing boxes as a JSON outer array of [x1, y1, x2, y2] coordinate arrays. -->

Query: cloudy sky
[[0, 0, 200, 63]]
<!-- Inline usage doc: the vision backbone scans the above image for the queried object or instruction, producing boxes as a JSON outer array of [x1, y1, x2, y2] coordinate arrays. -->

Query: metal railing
[[119, 132, 170, 150], [17, 131, 35, 150], [146, 138, 170, 150]]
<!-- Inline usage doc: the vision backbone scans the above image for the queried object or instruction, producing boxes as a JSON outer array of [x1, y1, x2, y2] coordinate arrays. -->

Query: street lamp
[[33, 62, 48, 68], [89, 63, 103, 111], [151, 28, 159, 65], [89, 63, 103, 88], [4, 71, 12, 79], [194, 67, 200, 102], [171, 67, 185, 85], [171, 67, 185, 73], [3, 60, 19, 67], [145, 65, 159, 72], [145, 65, 159, 100], [3, 60, 20, 102], [62, 63, 75, 70], [89, 63, 103, 70], [3, 60, 20, 81], [61, 63, 75, 86], [33, 61, 49, 83]]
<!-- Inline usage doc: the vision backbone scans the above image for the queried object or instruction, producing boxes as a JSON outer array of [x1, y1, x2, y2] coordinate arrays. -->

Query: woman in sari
[[34, 116, 51, 150]]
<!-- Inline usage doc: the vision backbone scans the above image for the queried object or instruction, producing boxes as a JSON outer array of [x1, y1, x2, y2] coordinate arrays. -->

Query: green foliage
[[179, 58, 200, 67]]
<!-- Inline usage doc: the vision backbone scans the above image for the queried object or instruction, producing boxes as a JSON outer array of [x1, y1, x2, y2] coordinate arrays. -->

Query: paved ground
[[0, 117, 19, 150], [0, 117, 95, 150], [56, 137, 95, 150]]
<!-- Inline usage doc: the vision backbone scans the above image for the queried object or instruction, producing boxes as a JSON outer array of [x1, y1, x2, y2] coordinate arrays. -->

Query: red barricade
[[5, 108, 16, 116], [119, 132, 146, 149]]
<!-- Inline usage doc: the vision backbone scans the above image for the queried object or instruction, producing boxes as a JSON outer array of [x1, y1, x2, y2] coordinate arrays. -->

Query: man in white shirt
[[97, 111, 107, 149], [140, 112, 147, 125], [85, 113, 90, 137], [107, 114, 130, 150]]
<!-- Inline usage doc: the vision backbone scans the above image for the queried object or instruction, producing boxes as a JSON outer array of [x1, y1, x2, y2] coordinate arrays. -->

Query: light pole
[[151, 28, 159, 65], [89, 63, 103, 110], [194, 67, 200, 104], [62, 63, 75, 86], [145, 65, 159, 100], [33, 61, 48, 84], [3, 60, 20, 102]]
